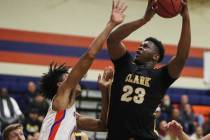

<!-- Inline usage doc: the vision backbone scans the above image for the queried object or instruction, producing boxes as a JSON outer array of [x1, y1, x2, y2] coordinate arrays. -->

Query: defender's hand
[[110, 0, 127, 25], [98, 66, 114, 90]]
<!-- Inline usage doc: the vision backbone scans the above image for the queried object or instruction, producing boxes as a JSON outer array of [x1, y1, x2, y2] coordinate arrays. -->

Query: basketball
[[153, 0, 183, 18]]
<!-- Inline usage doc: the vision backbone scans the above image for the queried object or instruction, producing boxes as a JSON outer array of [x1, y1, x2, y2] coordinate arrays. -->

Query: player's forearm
[[99, 86, 110, 127], [176, 14, 191, 64], [77, 117, 107, 131], [177, 131, 191, 140], [76, 86, 110, 131], [108, 18, 148, 44], [201, 133, 210, 140], [65, 22, 116, 88], [88, 21, 117, 58]]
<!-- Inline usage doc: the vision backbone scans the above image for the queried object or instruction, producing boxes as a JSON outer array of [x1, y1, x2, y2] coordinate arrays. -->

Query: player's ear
[[153, 54, 160, 62], [57, 82, 62, 87]]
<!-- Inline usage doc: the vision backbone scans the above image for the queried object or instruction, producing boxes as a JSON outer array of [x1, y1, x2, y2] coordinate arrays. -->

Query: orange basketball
[[153, 0, 183, 18]]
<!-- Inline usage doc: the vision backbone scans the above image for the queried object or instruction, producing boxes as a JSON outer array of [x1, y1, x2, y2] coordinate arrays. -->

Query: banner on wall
[[204, 51, 210, 85]]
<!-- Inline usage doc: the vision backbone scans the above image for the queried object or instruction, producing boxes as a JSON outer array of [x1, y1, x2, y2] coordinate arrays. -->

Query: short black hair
[[145, 37, 165, 62], [40, 63, 69, 100]]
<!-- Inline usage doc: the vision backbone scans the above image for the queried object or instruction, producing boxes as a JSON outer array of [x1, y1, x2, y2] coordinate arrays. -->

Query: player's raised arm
[[60, 0, 126, 90], [77, 66, 114, 131], [107, 0, 155, 60], [54, 0, 127, 110], [167, 0, 191, 79]]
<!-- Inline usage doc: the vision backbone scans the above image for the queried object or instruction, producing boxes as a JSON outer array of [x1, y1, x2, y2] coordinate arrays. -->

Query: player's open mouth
[[136, 50, 143, 56]]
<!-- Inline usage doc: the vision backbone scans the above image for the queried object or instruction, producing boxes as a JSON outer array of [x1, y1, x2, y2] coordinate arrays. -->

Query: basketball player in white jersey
[[39, 0, 127, 139], [70, 66, 114, 140]]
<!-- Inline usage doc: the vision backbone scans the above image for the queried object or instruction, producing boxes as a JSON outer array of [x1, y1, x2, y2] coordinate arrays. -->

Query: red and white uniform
[[39, 103, 76, 140]]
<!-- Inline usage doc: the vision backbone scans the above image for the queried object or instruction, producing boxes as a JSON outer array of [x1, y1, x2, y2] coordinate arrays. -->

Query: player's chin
[[134, 58, 141, 65], [134, 57, 138, 63], [134, 54, 142, 60], [134, 55, 140, 60]]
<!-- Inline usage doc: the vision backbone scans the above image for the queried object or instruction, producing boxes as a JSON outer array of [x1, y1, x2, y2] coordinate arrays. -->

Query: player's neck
[[135, 61, 155, 69]]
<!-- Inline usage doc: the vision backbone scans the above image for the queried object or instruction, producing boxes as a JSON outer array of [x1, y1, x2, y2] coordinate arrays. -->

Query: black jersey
[[107, 52, 176, 140]]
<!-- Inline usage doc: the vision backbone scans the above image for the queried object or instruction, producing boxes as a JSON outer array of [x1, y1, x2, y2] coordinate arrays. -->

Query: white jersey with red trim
[[39, 103, 76, 140]]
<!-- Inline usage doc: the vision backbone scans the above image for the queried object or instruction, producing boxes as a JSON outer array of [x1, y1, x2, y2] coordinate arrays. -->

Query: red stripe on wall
[[0, 51, 80, 66], [0, 28, 209, 58], [181, 67, 203, 78], [0, 28, 93, 48], [0, 51, 203, 77]]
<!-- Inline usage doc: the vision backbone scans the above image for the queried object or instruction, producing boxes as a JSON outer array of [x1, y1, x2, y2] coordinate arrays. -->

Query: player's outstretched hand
[[110, 0, 127, 26], [98, 66, 114, 90]]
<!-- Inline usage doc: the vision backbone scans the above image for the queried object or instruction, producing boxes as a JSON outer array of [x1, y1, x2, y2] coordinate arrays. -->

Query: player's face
[[134, 41, 158, 64], [57, 73, 68, 87], [63, 73, 68, 81], [58, 74, 81, 97], [8, 128, 25, 140], [59, 73, 68, 84]]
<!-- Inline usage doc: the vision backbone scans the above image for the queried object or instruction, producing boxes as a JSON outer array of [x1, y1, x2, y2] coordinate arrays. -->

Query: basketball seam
[[158, 1, 173, 17]]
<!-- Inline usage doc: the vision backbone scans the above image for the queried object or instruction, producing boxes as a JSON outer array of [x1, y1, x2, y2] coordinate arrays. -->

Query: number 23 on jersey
[[120, 85, 146, 104]]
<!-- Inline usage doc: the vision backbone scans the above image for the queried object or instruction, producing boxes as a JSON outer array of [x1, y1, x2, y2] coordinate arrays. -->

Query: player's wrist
[[99, 86, 108, 93], [141, 17, 151, 23], [107, 21, 118, 28], [182, 13, 190, 20], [177, 130, 185, 138]]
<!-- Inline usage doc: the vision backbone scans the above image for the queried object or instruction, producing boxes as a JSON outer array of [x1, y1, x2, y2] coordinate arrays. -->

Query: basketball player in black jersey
[[106, 0, 190, 139]]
